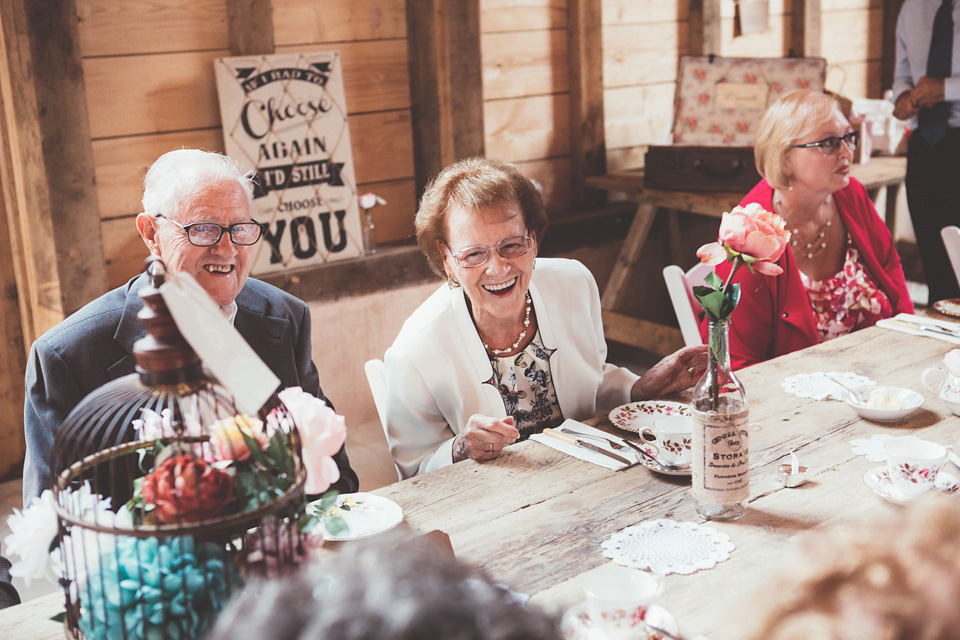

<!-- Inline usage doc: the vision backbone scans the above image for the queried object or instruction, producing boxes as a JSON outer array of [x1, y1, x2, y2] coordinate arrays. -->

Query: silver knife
[[543, 428, 631, 466], [886, 318, 960, 338]]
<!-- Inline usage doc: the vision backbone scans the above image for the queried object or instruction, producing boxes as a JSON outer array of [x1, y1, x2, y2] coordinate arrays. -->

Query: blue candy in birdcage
[[77, 536, 238, 640]]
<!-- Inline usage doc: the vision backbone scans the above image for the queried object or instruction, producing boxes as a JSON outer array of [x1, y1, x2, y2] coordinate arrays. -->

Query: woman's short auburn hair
[[415, 157, 548, 278], [754, 90, 845, 191]]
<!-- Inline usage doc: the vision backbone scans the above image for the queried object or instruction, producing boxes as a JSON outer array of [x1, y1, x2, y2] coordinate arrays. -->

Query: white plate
[[609, 402, 692, 476], [933, 298, 960, 318], [561, 602, 678, 640], [844, 386, 923, 422], [307, 492, 404, 541], [862, 466, 959, 504]]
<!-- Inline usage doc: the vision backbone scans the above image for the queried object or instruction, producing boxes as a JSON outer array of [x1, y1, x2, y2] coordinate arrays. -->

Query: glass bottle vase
[[361, 208, 377, 256], [690, 318, 749, 521]]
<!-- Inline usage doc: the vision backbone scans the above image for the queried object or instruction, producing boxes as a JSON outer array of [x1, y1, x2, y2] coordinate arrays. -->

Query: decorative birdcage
[[50, 258, 310, 640]]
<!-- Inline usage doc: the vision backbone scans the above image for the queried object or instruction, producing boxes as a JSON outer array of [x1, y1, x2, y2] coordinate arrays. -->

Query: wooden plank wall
[[821, 0, 885, 99], [601, 0, 884, 172], [77, 0, 418, 289], [73, 0, 886, 287], [480, 0, 574, 217]]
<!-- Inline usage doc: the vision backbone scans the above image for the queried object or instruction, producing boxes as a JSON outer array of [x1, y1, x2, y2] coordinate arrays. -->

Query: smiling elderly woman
[[702, 90, 914, 369], [382, 157, 706, 479]]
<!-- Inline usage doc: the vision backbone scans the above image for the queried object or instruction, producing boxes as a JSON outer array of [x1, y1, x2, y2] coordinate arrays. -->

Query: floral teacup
[[921, 366, 960, 416], [582, 564, 662, 640], [884, 437, 947, 500], [641, 416, 694, 467]]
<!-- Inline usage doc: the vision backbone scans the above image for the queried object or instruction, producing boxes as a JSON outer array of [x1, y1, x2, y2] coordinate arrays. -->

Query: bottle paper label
[[691, 407, 750, 504]]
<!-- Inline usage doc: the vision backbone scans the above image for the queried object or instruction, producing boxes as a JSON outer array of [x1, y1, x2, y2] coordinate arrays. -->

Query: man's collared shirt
[[893, 0, 960, 128]]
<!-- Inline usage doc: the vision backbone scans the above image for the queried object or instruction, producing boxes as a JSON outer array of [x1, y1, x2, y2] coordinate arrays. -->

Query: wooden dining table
[[5, 322, 959, 640]]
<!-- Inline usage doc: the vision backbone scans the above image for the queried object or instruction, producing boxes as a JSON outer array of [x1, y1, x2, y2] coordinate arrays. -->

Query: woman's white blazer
[[383, 258, 639, 479]]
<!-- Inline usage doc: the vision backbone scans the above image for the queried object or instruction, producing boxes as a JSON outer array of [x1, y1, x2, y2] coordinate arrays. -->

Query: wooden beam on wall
[[448, 1, 484, 164], [790, 0, 821, 57], [690, 0, 722, 57], [568, 0, 606, 209], [226, 0, 275, 56], [0, 177, 25, 479], [0, 0, 107, 339], [881, 0, 906, 94], [406, 0, 484, 198]]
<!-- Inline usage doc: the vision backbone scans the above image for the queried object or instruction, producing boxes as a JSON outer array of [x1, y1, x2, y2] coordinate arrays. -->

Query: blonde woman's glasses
[[792, 130, 860, 156]]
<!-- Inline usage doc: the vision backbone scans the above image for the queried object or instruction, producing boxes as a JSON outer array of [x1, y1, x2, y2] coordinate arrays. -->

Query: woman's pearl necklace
[[483, 292, 532, 356], [774, 191, 832, 260]]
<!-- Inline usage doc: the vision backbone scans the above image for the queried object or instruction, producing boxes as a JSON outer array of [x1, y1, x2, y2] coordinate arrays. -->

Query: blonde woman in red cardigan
[[701, 90, 913, 369]]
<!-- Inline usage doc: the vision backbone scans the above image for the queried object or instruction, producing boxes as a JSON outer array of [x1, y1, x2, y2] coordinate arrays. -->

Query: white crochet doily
[[850, 434, 923, 463], [781, 371, 876, 400], [601, 519, 735, 575]]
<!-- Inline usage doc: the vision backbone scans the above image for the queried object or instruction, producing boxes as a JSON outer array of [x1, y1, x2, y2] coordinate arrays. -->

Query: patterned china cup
[[641, 416, 694, 466], [884, 437, 947, 500], [583, 563, 663, 640], [921, 366, 960, 416]]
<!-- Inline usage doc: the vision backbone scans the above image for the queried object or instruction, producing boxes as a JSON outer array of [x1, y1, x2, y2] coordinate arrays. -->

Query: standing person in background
[[893, 0, 960, 304]]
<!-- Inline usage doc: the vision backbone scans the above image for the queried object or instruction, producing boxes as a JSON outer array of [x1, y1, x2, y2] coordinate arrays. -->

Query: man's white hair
[[142, 149, 255, 218]]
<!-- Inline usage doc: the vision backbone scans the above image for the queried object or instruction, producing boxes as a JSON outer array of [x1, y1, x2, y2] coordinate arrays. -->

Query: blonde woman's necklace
[[774, 192, 832, 260], [484, 292, 532, 356]]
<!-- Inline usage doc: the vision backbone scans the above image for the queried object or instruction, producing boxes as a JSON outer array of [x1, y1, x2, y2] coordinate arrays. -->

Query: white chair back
[[942, 226, 960, 291], [662, 263, 714, 347], [364, 358, 403, 482]]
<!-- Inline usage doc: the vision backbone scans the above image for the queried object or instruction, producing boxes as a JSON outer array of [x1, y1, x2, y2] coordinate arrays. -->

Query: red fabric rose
[[141, 455, 233, 524]]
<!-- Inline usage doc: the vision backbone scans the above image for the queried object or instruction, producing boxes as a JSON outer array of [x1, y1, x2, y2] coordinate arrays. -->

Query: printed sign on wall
[[214, 52, 363, 275]]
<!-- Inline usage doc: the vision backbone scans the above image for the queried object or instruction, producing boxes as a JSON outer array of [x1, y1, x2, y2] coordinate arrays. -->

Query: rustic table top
[[6, 320, 957, 640]]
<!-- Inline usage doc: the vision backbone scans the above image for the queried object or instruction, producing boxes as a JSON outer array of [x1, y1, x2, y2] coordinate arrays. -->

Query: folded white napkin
[[530, 418, 632, 471], [877, 313, 960, 345]]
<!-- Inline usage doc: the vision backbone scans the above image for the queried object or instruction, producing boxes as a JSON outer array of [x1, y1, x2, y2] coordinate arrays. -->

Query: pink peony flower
[[278, 387, 347, 494], [697, 203, 790, 276]]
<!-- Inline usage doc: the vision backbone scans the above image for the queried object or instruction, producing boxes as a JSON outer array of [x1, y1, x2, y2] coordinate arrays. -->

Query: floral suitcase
[[644, 55, 827, 192]]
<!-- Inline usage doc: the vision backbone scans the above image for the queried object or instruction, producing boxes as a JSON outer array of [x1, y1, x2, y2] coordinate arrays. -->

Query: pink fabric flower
[[697, 203, 790, 276], [278, 387, 347, 494]]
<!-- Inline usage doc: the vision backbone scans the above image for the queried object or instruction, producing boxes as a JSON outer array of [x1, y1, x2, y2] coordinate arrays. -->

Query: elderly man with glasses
[[21, 149, 358, 505]]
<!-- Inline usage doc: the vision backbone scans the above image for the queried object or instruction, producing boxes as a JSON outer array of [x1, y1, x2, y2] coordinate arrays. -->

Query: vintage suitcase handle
[[692, 158, 746, 178]]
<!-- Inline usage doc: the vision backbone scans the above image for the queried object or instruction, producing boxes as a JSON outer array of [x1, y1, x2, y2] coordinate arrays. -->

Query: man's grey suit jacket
[[23, 273, 359, 504]]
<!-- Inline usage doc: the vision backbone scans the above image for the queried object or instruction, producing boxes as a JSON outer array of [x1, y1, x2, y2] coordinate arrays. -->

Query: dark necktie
[[918, 0, 954, 145]]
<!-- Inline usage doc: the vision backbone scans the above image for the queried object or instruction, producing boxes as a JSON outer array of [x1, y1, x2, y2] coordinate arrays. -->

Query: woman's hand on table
[[632, 344, 708, 400], [453, 415, 521, 463]]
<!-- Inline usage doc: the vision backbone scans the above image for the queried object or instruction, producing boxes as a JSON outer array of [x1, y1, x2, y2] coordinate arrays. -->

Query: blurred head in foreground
[[740, 496, 960, 640], [210, 531, 562, 640]]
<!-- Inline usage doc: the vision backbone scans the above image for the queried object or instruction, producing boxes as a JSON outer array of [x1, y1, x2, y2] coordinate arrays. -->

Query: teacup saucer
[[862, 467, 960, 504], [561, 602, 678, 640], [636, 454, 692, 477]]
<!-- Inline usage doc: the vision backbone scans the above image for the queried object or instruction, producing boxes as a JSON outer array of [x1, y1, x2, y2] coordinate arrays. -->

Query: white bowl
[[845, 386, 924, 422]]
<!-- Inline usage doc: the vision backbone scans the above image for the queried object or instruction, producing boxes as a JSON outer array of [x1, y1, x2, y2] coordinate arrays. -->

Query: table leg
[[884, 183, 901, 235], [601, 201, 659, 312]]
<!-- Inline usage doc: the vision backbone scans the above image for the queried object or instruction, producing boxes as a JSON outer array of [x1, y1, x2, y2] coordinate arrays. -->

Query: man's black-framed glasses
[[154, 214, 263, 246], [792, 130, 860, 156], [447, 234, 532, 268]]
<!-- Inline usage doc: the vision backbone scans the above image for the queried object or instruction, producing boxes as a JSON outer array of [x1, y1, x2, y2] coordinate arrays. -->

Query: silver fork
[[559, 428, 631, 452]]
